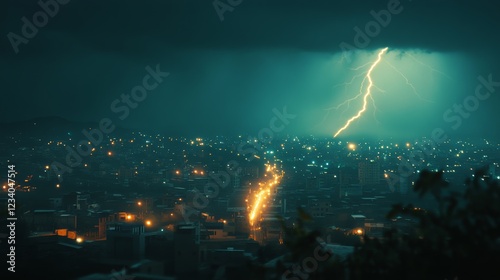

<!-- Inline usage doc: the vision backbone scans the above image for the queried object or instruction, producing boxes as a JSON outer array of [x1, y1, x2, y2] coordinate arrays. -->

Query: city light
[[247, 164, 284, 227], [348, 143, 357, 151], [145, 220, 152, 226], [76, 237, 83, 243]]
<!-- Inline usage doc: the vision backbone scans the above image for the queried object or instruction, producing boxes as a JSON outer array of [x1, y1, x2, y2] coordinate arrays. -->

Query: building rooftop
[[351, 214, 366, 219]]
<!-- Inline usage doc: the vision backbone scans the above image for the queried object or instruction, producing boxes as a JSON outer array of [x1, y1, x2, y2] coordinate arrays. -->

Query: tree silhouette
[[256, 167, 500, 280]]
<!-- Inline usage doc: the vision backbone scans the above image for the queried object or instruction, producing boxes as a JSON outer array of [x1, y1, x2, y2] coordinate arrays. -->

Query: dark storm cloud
[[1, 0, 499, 137], [2, 0, 499, 56]]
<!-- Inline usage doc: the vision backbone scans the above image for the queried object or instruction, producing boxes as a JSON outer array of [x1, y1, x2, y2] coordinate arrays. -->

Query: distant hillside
[[0, 116, 132, 139]]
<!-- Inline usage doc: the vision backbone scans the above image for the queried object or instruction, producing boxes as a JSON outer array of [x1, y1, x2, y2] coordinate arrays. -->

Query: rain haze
[[1, 0, 499, 139]]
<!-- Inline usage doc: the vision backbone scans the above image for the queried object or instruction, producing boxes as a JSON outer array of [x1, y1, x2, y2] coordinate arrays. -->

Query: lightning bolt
[[321, 63, 385, 125], [319, 73, 367, 128], [349, 61, 373, 71], [406, 53, 453, 80], [333, 47, 388, 138], [385, 61, 433, 103]]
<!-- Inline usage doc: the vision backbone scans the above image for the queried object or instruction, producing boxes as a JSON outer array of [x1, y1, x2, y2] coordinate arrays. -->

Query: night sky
[[1, 0, 499, 139]]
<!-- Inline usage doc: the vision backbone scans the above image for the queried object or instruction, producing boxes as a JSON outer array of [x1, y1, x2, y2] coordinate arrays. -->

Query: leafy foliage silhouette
[[254, 167, 500, 280]]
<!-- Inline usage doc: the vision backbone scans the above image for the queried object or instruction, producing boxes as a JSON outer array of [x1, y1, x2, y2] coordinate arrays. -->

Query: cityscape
[[1, 118, 499, 279], [2, 0, 500, 279]]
